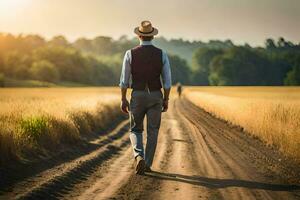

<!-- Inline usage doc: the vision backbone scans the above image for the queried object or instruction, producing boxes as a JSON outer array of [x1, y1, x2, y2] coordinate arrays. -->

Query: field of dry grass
[[0, 87, 122, 164], [185, 86, 300, 161]]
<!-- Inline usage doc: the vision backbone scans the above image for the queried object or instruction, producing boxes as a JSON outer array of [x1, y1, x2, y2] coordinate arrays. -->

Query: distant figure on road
[[176, 82, 182, 97], [119, 21, 172, 175]]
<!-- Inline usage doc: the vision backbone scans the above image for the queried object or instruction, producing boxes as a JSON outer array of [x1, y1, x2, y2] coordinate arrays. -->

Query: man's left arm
[[161, 51, 172, 112]]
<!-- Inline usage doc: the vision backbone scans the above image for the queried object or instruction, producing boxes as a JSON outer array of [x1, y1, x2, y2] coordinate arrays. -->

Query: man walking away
[[176, 82, 182, 97], [119, 20, 172, 175]]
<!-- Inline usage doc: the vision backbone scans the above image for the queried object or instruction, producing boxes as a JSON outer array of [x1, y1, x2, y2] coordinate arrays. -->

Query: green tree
[[284, 65, 300, 85], [283, 54, 300, 85], [92, 36, 116, 55], [265, 38, 276, 50], [22, 35, 46, 52], [73, 38, 93, 53], [32, 46, 88, 83], [0, 73, 5, 87], [209, 47, 273, 86], [0, 52, 4, 74], [192, 48, 223, 85], [3, 51, 32, 79], [168, 54, 191, 84], [85, 56, 116, 85], [30, 60, 59, 82], [49, 35, 70, 47]]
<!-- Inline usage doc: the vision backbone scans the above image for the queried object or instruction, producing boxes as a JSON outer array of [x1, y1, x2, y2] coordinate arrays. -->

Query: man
[[176, 82, 182, 97], [119, 20, 172, 175]]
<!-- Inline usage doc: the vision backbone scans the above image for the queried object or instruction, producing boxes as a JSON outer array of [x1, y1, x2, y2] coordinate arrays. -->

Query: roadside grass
[[185, 86, 300, 161], [1, 77, 91, 88], [2, 78, 57, 87], [0, 87, 123, 165]]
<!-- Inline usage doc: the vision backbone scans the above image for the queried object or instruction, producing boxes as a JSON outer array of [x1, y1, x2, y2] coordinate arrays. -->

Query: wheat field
[[0, 87, 122, 164], [2, 86, 300, 164], [185, 86, 300, 161]]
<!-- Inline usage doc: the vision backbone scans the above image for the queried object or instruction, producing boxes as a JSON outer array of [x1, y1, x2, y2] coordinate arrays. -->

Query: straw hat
[[134, 20, 158, 36]]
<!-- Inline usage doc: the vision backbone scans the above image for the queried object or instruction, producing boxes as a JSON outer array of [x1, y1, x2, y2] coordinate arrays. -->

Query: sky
[[0, 0, 299, 46]]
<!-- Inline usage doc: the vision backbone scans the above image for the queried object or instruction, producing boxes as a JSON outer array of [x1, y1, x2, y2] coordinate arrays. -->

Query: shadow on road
[[145, 171, 300, 191]]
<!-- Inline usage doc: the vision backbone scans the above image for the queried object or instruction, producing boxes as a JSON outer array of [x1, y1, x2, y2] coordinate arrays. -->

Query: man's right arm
[[119, 50, 131, 113]]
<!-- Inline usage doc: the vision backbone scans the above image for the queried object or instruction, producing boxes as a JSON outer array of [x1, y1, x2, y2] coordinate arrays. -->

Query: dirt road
[[2, 98, 300, 200]]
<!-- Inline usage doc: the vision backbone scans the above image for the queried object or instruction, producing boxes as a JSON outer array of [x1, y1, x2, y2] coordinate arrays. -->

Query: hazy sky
[[0, 0, 299, 46]]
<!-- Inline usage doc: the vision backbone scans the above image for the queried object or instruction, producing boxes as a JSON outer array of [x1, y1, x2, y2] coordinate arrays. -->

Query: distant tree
[[0, 52, 4, 74], [168, 54, 191, 84], [277, 37, 286, 48], [30, 60, 59, 82], [49, 35, 70, 47], [207, 40, 234, 49], [265, 38, 276, 50], [154, 37, 205, 64], [23, 35, 46, 50], [192, 48, 223, 85], [209, 47, 273, 86], [224, 39, 234, 47], [0, 73, 5, 87], [0, 34, 46, 55], [73, 38, 93, 53], [284, 55, 300, 85], [117, 35, 137, 52], [86, 56, 116, 85], [92, 36, 116, 55], [276, 37, 293, 49], [284, 65, 300, 85], [3, 51, 32, 79], [244, 43, 252, 49], [0, 34, 18, 53], [32, 46, 88, 83]]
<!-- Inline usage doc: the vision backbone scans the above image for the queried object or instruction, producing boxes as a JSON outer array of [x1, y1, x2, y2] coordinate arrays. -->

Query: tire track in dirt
[[73, 147, 133, 200], [1, 120, 130, 200]]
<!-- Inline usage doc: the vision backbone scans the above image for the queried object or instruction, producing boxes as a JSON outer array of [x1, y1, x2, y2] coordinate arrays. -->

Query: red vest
[[131, 45, 163, 91]]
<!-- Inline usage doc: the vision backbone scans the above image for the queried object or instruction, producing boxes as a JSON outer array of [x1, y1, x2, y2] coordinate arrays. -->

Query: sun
[[0, 0, 30, 16], [0, 0, 29, 8]]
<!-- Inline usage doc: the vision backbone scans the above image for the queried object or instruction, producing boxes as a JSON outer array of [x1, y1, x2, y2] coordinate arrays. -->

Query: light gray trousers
[[129, 90, 163, 167]]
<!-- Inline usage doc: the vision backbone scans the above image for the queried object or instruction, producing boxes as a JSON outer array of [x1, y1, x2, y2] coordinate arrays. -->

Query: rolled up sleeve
[[161, 51, 172, 89], [119, 50, 131, 88]]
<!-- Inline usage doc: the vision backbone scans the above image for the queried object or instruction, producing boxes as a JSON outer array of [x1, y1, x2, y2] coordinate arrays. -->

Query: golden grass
[[185, 86, 300, 161], [0, 87, 122, 164]]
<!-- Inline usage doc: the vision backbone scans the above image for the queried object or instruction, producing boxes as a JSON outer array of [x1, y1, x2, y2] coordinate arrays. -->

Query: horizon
[[1, 31, 298, 48], [0, 0, 300, 46]]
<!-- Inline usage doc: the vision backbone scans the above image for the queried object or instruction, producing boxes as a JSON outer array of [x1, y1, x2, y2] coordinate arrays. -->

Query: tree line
[[0, 34, 118, 86], [191, 38, 300, 86], [0, 33, 299, 87]]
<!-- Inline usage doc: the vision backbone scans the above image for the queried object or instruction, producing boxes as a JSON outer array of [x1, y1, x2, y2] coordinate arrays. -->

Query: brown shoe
[[135, 156, 145, 175], [144, 166, 152, 172]]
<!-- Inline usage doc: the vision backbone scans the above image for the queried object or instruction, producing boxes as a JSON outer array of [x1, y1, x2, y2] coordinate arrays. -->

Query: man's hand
[[120, 99, 129, 114], [162, 88, 170, 112], [162, 99, 169, 112]]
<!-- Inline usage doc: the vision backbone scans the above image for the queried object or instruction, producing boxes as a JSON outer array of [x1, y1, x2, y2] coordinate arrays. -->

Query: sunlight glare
[[0, 0, 29, 9]]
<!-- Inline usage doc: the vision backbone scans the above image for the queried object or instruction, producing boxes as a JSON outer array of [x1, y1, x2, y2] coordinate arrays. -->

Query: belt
[[133, 87, 161, 94]]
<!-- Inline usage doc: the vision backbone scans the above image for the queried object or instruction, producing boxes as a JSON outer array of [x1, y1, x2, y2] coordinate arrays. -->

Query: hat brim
[[134, 27, 158, 36]]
